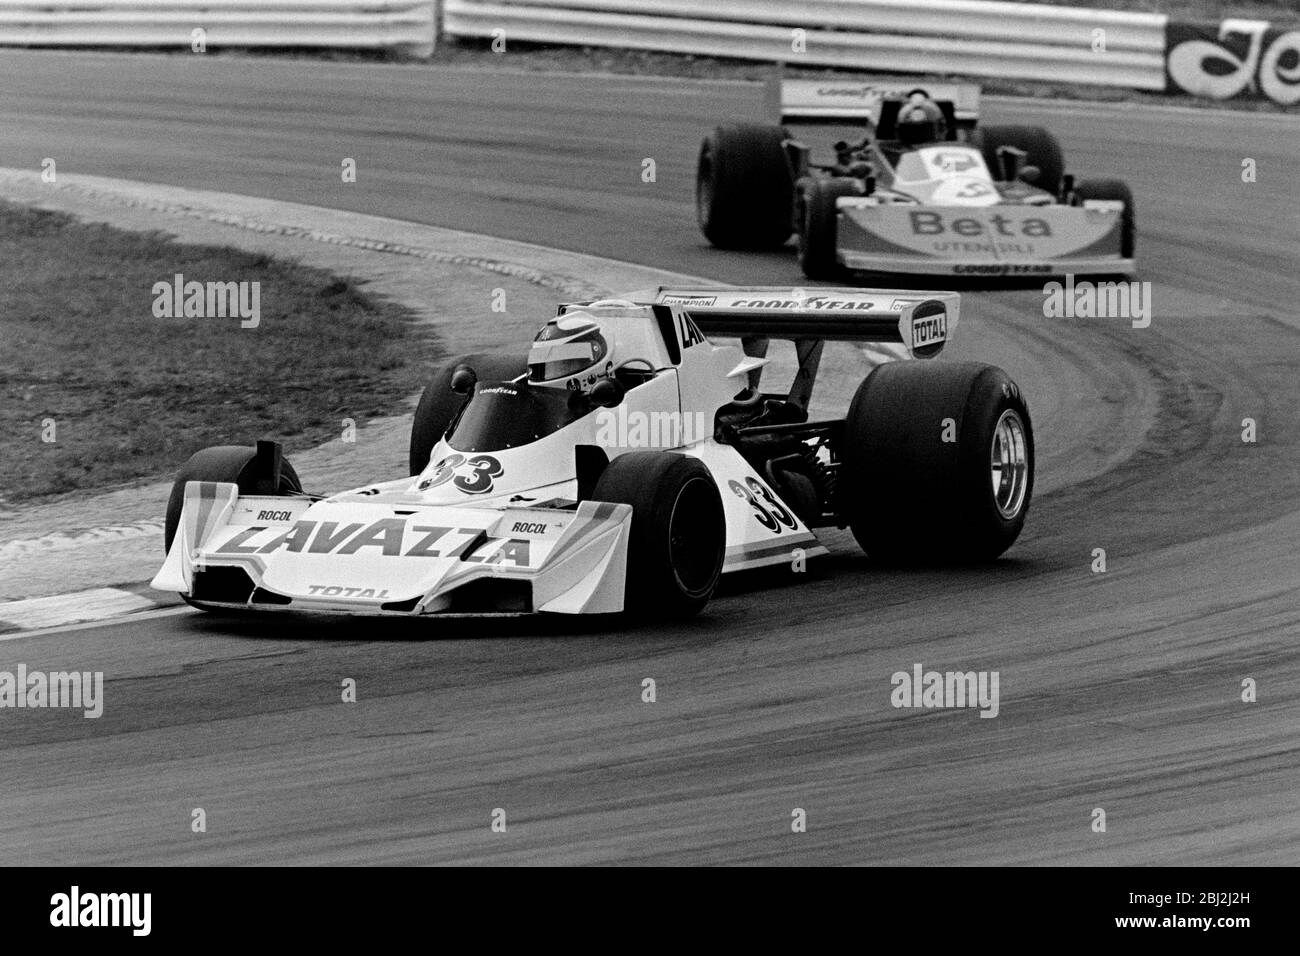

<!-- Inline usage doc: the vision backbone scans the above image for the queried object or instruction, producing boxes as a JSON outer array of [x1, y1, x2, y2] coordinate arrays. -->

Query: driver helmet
[[528, 312, 614, 392], [896, 92, 946, 146]]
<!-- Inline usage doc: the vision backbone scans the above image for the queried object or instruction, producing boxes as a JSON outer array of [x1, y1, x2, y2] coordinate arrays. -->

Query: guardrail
[[0, 0, 436, 57], [0, 0, 1292, 105], [442, 0, 1169, 90]]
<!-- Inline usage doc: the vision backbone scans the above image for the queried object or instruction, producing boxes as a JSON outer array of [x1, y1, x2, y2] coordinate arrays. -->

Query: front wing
[[835, 200, 1136, 277], [151, 480, 632, 616]]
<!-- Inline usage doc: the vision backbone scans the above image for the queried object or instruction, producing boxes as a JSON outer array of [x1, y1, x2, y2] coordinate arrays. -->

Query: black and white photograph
[[0, 0, 1293, 925]]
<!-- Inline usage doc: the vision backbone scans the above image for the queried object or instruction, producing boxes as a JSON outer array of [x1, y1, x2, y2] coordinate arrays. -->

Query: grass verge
[[0, 201, 433, 503]]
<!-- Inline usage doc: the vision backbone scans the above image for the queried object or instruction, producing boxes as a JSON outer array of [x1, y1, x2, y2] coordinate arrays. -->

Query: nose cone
[[411, 438, 577, 506], [253, 500, 502, 606]]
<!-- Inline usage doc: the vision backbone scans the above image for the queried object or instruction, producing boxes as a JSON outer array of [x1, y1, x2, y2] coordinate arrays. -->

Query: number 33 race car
[[153, 288, 1034, 620]]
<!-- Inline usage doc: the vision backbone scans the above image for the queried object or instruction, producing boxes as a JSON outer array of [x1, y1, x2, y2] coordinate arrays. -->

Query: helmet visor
[[529, 340, 603, 383], [898, 119, 936, 145]]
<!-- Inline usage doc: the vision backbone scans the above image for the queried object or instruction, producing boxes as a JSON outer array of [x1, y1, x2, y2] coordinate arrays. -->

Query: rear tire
[[838, 361, 1033, 563], [1072, 178, 1136, 259], [591, 452, 726, 619], [696, 124, 793, 250], [797, 178, 860, 280], [974, 125, 1064, 194], [409, 352, 526, 475]]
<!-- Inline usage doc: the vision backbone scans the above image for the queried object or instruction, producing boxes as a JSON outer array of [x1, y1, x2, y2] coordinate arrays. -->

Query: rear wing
[[768, 77, 980, 132], [634, 287, 958, 359]]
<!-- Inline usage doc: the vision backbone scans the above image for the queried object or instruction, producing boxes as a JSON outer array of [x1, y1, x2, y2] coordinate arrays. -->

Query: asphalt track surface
[[2, 52, 1299, 864]]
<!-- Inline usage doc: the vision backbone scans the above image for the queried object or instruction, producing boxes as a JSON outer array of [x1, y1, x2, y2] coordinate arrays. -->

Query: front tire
[[590, 452, 726, 619], [838, 361, 1033, 563], [797, 178, 860, 280], [696, 124, 793, 250], [163, 445, 303, 612], [1072, 178, 1136, 259], [163, 446, 303, 554]]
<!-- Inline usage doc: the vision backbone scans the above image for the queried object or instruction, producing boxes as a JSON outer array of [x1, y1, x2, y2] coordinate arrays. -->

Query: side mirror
[[450, 365, 477, 395], [589, 378, 625, 409], [1018, 164, 1041, 185], [997, 144, 1027, 183]]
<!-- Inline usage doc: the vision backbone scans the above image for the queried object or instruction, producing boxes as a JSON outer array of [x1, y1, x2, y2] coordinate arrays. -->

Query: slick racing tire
[[163, 446, 303, 555], [163, 446, 302, 612], [697, 124, 793, 250], [1072, 178, 1136, 259], [839, 361, 1033, 563], [409, 352, 526, 476], [974, 125, 1064, 194], [797, 178, 860, 281], [591, 451, 726, 619]]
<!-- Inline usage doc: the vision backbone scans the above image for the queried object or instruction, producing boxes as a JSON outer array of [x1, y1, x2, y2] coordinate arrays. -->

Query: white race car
[[153, 288, 1033, 620]]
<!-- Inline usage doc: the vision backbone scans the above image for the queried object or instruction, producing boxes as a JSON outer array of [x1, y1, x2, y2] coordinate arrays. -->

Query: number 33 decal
[[422, 454, 504, 495], [729, 477, 796, 534]]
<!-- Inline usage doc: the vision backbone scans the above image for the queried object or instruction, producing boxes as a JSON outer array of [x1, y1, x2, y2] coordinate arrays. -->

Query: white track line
[[0, 588, 163, 634], [1, 605, 193, 643]]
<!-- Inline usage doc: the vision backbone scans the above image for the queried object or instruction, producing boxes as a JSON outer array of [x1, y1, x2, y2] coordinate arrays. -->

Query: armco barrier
[[0, 0, 1293, 106], [0, 0, 436, 57], [442, 0, 1299, 105], [442, 0, 1169, 89]]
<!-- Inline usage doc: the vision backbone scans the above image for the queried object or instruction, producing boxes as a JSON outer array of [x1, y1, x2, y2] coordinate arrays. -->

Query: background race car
[[696, 78, 1136, 281], [154, 288, 1033, 622]]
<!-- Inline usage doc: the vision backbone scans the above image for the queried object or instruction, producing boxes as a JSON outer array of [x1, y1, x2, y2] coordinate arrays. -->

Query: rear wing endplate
[[633, 287, 959, 359]]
